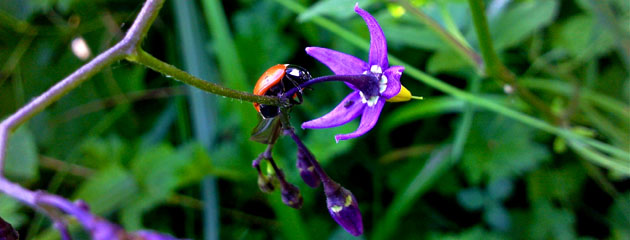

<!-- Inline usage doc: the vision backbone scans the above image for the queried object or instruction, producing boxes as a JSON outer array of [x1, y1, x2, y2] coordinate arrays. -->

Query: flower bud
[[296, 147, 321, 188], [257, 174, 276, 193], [325, 186, 363, 236], [281, 183, 303, 209]]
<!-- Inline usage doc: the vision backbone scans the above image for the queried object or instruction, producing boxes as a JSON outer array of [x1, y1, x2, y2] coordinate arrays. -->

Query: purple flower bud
[[325, 186, 363, 236], [0, 217, 19, 240], [281, 183, 303, 209], [296, 147, 321, 188], [257, 174, 276, 193]]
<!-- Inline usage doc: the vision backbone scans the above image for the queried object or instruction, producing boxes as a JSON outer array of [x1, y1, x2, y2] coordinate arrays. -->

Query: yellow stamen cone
[[387, 85, 412, 102]]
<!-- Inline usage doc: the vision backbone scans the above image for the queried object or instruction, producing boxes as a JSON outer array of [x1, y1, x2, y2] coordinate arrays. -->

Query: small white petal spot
[[379, 85, 387, 94], [359, 91, 368, 104], [370, 65, 382, 74], [367, 96, 379, 107], [379, 75, 388, 93]]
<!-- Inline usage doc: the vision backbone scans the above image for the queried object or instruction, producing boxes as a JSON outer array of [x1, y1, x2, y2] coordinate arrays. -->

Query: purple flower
[[302, 4, 410, 142]]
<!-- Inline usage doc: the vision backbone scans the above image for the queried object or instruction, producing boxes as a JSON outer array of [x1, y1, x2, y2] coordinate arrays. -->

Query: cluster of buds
[[251, 122, 363, 236]]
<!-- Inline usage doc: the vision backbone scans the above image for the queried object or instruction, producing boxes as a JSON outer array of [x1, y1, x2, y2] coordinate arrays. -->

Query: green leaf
[[5, 126, 38, 182], [526, 163, 586, 202], [528, 201, 577, 240], [130, 144, 189, 198], [298, 0, 375, 22], [120, 194, 163, 230], [487, 178, 513, 201], [608, 193, 630, 240], [551, 14, 615, 60], [123, 143, 216, 229], [456, 187, 485, 211], [78, 136, 128, 168], [483, 202, 510, 231], [460, 113, 550, 185], [382, 24, 447, 51], [490, 0, 558, 50], [0, 195, 27, 228], [427, 50, 470, 74], [73, 164, 137, 215]]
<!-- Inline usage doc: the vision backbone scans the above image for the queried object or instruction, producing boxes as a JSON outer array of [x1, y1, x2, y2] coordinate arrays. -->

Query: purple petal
[[335, 98, 385, 142], [355, 4, 388, 68], [302, 91, 365, 129], [305, 47, 367, 75], [381, 66, 404, 99]]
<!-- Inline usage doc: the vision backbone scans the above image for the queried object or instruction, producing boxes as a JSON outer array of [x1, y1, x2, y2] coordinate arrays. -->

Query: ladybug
[[251, 64, 311, 144], [253, 64, 311, 119]]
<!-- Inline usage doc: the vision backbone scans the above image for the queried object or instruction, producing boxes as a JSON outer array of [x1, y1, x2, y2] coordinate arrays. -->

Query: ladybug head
[[284, 65, 312, 85]]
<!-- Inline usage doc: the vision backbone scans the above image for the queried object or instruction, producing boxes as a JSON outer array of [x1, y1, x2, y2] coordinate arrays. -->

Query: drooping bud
[[281, 183, 303, 209], [0, 217, 19, 240], [325, 186, 363, 236], [257, 174, 276, 193], [296, 146, 321, 188]]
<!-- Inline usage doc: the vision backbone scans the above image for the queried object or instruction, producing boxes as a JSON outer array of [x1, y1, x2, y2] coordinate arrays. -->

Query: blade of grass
[[172, 1, 220, 239], [519, 78, 630, 121], [372, 147, 451, 240], [200, 0, 258, 153], [568, 140, 630, 175], [200, 0, 247, 91], [450, 76, 480, 161], [373, 76, 480, 239], [272, 0, 630, 168]]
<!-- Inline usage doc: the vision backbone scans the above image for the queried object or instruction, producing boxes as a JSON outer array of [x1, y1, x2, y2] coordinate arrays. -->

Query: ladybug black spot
[[344, 100, 354, 108]]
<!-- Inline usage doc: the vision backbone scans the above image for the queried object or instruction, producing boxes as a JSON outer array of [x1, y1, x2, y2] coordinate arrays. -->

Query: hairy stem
[[467, 0, 560, 123], [0, 0, 178, 239], [127, 49, 283, 106]]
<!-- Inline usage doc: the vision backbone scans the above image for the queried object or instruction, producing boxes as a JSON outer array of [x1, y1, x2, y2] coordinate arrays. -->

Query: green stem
[[467, 0, 500, 75], [127, 49, 284, 106], [467, 0, 559, 123], [395, 0, 483, 71]]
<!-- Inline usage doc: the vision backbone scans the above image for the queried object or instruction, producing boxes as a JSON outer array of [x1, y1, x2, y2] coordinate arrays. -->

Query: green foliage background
[[0, 0, 629, 239]]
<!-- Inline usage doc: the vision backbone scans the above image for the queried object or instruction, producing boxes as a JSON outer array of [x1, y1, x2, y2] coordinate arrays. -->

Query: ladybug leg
[[286, 76, 307, 104], [284, 77, 303, 94], [295, 92, 303, 104]]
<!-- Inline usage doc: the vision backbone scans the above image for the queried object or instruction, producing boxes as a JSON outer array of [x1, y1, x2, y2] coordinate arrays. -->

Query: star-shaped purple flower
[[302, 4, 407, 142]]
